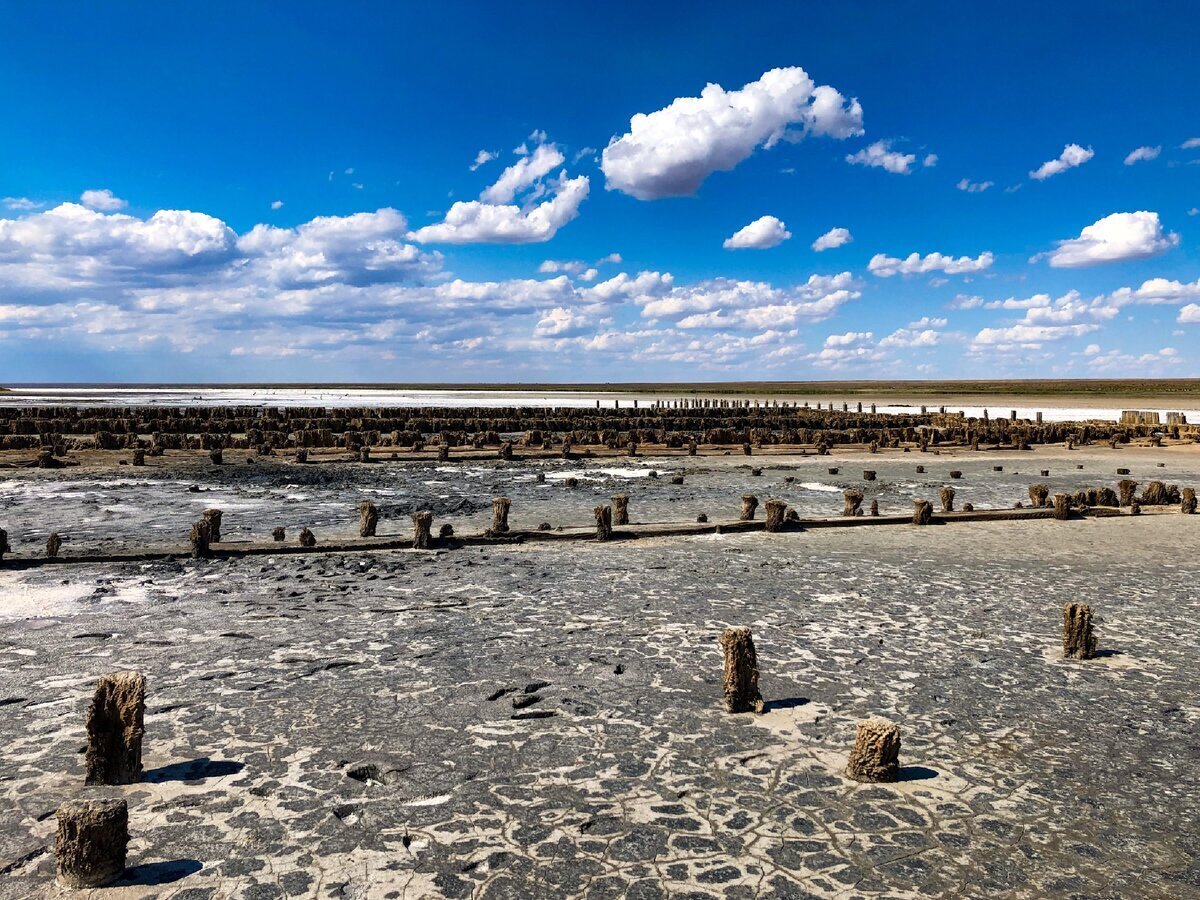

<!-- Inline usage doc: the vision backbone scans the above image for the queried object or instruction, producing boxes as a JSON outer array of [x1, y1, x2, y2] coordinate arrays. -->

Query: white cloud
[[723, 215, 791, 250], [846, 140, 916, 174], [948, 294, 983, 310], [534, 306, 593, 336], [1190, 208, 1199, 216], [868, 250, 994, 277], [923, 154, 938, 168], [1108, 276, 1200, 306], [3, 197, 44, 211], [601, 66, 862, 200], [956, 178, 992, 193], [1181, 138, 1200, 149], [971, 323, 1098, 347], [1029, 143, 1094, 180], [1083, 343, 1101, 355], [470, 150, 498, 171], [409, 172, 589, 244], [907, 316, 947, 328], [880, 327, 940, 348], [811, 227, 852, 252], [1179, 304, 1200, 323], [270, 200, 284, 210], [1042, 211, 1179, 268], [1124, 145, 1161, 165], [824, 331, 872, 346], [80, 189, 127, 211], [481, 142, 565, 204]]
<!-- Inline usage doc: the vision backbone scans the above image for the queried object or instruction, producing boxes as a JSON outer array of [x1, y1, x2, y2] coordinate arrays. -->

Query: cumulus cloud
[[956, 178, 992, 193], [601, 67, 863, 200], [722, 215, 791, 250], [481, 142, 565, 204], [470, 149, 498, 171], [868, 250, 994, 277], [409, 172, 588, 244], [971, 323, 1099, 347], [3, 197, 43, 211], [846, 140, 916, 174], [1179, 304, 1200, 323], [923, 154, 938, 168], [1041, 211, 1179, 268], [879, 327, 941, 348], [1030, 143, 1094, 180], [80, 189, 127, 211], [1124, 145, 1161, 165], [270, 200, 284, 210], [811, 227, 852, 252], [1108, 276, 1200, 306], [539, 253, 623, 278]]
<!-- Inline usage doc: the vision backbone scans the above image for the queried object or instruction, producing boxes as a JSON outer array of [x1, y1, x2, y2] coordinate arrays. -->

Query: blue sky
[[1, 2, 1198, 382]]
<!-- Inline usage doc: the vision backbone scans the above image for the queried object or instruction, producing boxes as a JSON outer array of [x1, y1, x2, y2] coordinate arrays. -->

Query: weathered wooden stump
[[1063, 603, 1096, 659], [536, 471, 546, 483], [740, 494, 759, 521], [1118, 479, 1138, 507], [209, 447, 223, 465], [412, 511, 433, 549], [298, 527, 316, 547], [131, 449, 145, 467], [1052, 493, 1072, 520], [764, 499, 787, 532], [439, 523, 455, 539], [594, 505, 612, 541], [949, 470, 962, 479], [915, 465, 925, 474], [627, 441, 638, 457], [912, 499, 932, 525], [47, 532, 62, 559], [845, 717, 901, 783], [939, 486, 955, 512], [1116, 467, 1130, 476], [271, 526, 286, 542], [718, 627, 763, 714], [842, 489, 863, 517], [564, 477, 579, 488], [827, 467, 839, 475], [670, 474, 684, 485], [1131, 500, 1142, 515], [189, 520, 211, 559], [359, 447, 371, 463], [1183, 488, 1197, 515], [295, 448, 309, 463], [491, 497, 511, 533], [1028, 484, 1049, 508], [696, 513, 708, 523], [863, 470, 876, 481], [438, 444, 449, 462], [743, 443, 752, 456], [869, 499, 879, 516], [359, 501, 379, 538], [0, 526, 9, 563], [688, 442, 698, 456], [962, 502, 974, 512], [85, 671, 145, 785], [55, 798, 128, 888], [611, 494, 629, 526], [499, 441, 513, 461], [202, 508, 223, 543]]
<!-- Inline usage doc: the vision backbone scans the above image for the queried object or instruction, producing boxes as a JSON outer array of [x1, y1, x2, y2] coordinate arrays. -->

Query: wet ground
[[1, 448, 1199, 899]]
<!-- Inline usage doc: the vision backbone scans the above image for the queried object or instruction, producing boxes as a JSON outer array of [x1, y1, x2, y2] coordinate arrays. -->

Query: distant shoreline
[[3, 379, 1200, 405]]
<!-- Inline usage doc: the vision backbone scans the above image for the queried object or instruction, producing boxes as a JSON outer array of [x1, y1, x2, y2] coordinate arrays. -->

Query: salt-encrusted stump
[[359, 447, 371, 463], [827, 467, 839, 475], [438, 444, 449, 461], [845, 717, 901, 783], [916, 465, 925, 474], [939, 486, 955, 512], [671, 475, 684, 485], [594, 505, 612, 542], [1028, 484, 1049, 508], [949, 470, 962, 479], [295, 448, 308, 463], [1118, 479, 1139, 507], [298, 527, 316, 548], [1131, 501, 1142, 515], [740, 494, 759, 521], [85, 671, 145, 786], [611, 494, 629, 526], [209, 448, 223, 465], [962, 502, 974, 512], [189, 521, 211, 560], [491, 497, 511, 533], [131, 449, 145, 467], [536, 471, 546, 483], [764, 499, 787, 532], [47, 532, 62, 559], [1182, 488, 1196, 515], [56, 798, 128, 888], [272, 527, 286, 542], [913, 499, 932, 525], [843, 490, 863, 517], [412, 511, 433, 549], [718, 627, 763, 714], [751, 467, 762, 477], [743, 443, 752, 456], [1041, 469, 1050, 477], [1063, 603, 1097, 659], [627, 441, 638, 457], [863, 470, 876, 481], [696, 513, 708, 523], [1053, 493, 1072, 520], [202, 508, 223, 543], [359, 501, 378, 538], [499, 441, 513, 461], [564, 477, 579, 488], [869, 499, 879, 516]]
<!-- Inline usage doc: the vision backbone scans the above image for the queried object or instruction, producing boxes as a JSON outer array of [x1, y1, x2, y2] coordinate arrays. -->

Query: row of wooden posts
[[51, 602, 1102, 887]]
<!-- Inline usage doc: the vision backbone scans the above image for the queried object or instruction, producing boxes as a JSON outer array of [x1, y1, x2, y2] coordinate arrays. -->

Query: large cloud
[[601, 67, 862, 200], [868, 250, 994, 277], [1042, 211, 1179, 268]]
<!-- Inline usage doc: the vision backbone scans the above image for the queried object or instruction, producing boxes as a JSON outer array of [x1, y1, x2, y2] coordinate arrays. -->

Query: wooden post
[[202, 509, 223, 543], [1063, 603, 1096, 659], [1028, 484, 1049, 508], [359, 501, 378, 538], [491, 497, 511, 533], [189, 520, 211, 559], [272, 527, 286, 542], [939, 487, 954, 512], [412, 511, 433, 549], [718, 627, 764, 714], [740, 494, 759, 521], [1182, 488, 1196, 515], [764, 500, 787, 532], [843, 490, 863, 517], [47, 532, 62, 558], [1053, 493, 1072, 520], [594, 505, 612, 541], [611, 494, 629, 526], [912, 499, 932, 525], [298, 527, 316, 547], [84, 672, 145, 785], [55, 799, 128, 888], [845, 717, 901, 783]]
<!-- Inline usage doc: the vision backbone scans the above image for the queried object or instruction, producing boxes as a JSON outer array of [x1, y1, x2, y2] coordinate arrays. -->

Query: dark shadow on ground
[[897, 765, 939, 782], [763, 696, 810, 712], [143, 757, 244, 783], [118, 860, 203, 885], [1093, 649, 1123, 659]]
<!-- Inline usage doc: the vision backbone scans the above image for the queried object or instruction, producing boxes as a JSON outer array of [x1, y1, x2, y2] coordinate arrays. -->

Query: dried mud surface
[[1, 447, 1198, 899]]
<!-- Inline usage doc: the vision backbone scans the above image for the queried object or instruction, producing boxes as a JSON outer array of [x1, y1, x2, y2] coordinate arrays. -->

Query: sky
[[1, 2, 1199, 383]]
